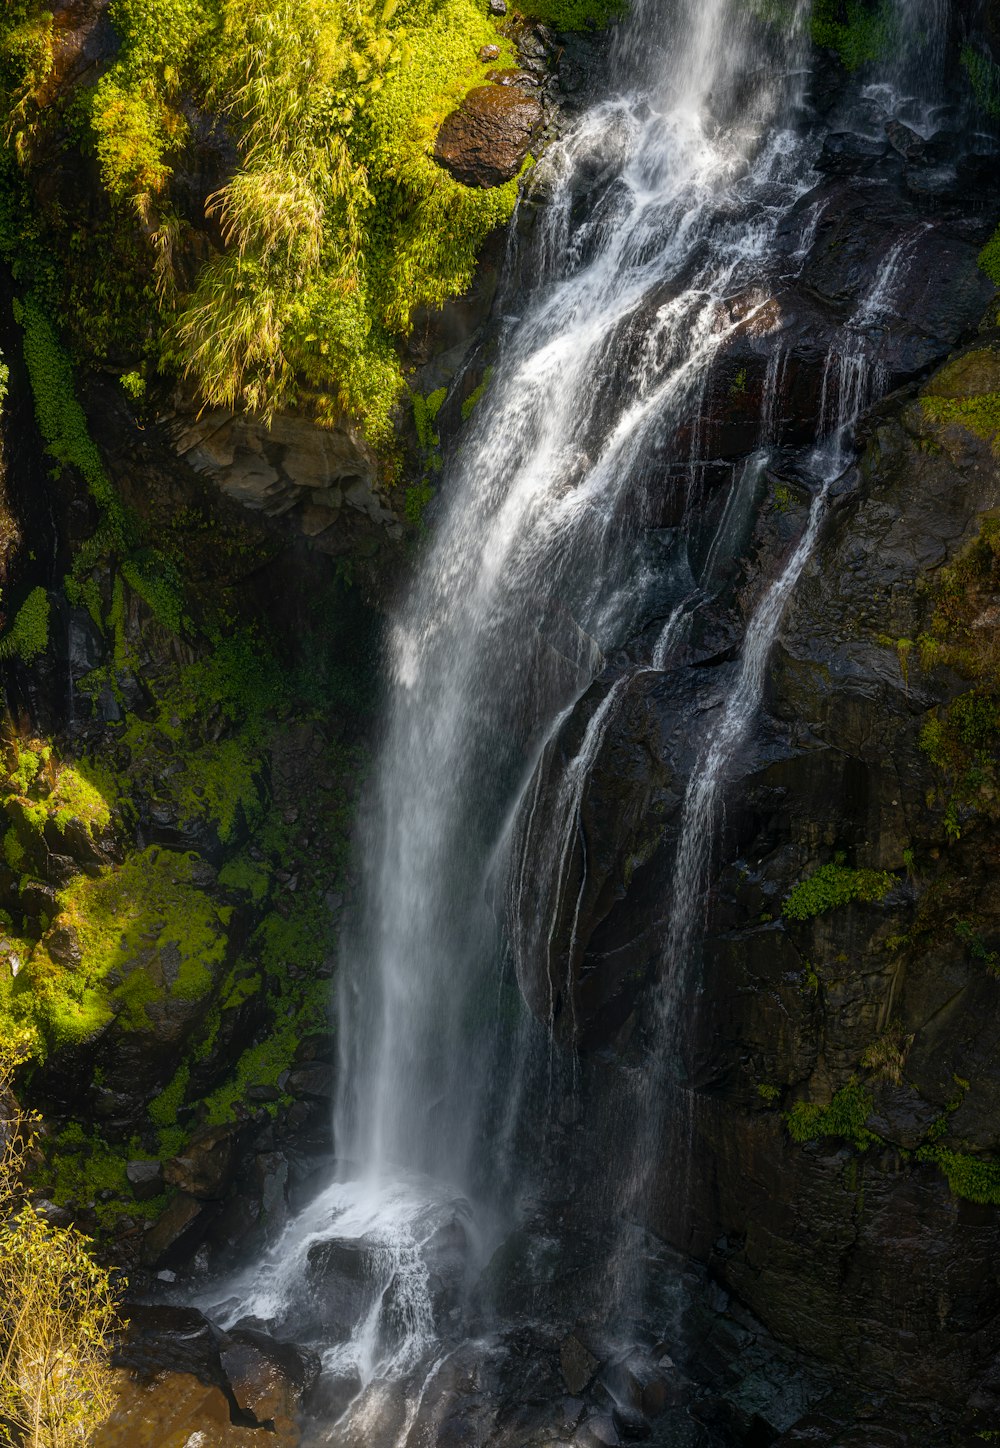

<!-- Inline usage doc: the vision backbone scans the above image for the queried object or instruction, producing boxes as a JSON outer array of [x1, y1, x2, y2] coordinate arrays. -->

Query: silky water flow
[[198, 0, 954, 1438]]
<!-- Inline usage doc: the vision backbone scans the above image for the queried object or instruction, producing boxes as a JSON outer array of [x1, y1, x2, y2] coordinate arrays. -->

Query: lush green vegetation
[[783, 861, 894, 920], [1, 0, 617, 444], [786, 1079, 877, 1149], [0, 586, 49, 662], [916, 1145, 1000, 1206], [963, 42, 1000, 121]]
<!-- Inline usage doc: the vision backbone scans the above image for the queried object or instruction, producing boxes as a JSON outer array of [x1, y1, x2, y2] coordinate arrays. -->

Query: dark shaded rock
[[126, 1158, 164, 1201], [304, 1238, 387, 1341], [19, 878, 57, 920], [43, 922, 81, 967], [434, 85, 543, 188], [561, 1333, 599, 1394], [815, 132, 889, 173], [285, 1063, 334, 1099], [141, 1191, 217, 1269], [114, 1304, 227, 1389], [579, 1413, 621, 1447]]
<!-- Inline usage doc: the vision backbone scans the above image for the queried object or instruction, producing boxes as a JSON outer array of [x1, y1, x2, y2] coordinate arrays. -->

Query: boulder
[[220, 1326, 320, 1424], [434, 85, 543, 188], [126, 1159, 164, 1201], [164, 1123, 239, 1199]]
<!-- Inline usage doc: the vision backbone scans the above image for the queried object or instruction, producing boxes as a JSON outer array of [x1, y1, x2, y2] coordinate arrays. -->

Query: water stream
[[200, 0, 959, 1437]]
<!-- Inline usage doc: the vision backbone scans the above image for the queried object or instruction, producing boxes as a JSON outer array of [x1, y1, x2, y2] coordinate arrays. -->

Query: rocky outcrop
[[171, 408, 403, 553], [435, 85, 544, 188], [96, 1305, 318, 1447]]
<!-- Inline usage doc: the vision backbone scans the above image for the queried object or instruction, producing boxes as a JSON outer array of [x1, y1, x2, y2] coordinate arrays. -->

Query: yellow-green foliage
[[86, 0, 528, 438], [119, 639, 273, 843], [0, 1045, 119, 1448], [920, 348, 1000, 452], [0, 586, 49, 662], [916, 514, 1000, 836], [783, 861, 894, 920], [2, 846, 231, 1055], [1, 737, 115, 861]]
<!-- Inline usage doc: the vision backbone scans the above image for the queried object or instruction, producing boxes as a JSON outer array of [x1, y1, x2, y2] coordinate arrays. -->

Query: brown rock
[[95, 1369, 298, 1447], [434, 86, 543, 188], [163, 1124, 238, 1199], [479, 43, 500, 61], [220, 1328, 319, 1424]]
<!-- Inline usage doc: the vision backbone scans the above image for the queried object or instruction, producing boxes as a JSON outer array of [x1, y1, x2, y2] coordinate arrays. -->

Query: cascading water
[[198, 0, 964, 1439]]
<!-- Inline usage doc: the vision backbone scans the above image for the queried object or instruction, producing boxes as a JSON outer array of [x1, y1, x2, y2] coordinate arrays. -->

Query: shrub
[[783, 862, 894, 920], [0, 1039, 120, 1447], [786, 1079, 877, 1149]]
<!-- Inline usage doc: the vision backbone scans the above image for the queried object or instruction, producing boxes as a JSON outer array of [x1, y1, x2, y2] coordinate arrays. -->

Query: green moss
[[917, 1145, 1000, 1205], [786, 1079, 878, 1149], [962, 43, 1000, 120], [980, 226, 1000, 290], [6, 846, 231, 1054], [148, 1061, 190, 1128], [49, 1125, 129, 1210], [0, 586, 49, 662], [757, 1083, 780, 1103], [3, 826, 24, 871], [783, 862, 894, 921], [921, 392, 1000, 449], [809, 0, 895, 70], [218, 854, 271, 905], [460, 366, 494, 422], [413, 387, 446, 449]]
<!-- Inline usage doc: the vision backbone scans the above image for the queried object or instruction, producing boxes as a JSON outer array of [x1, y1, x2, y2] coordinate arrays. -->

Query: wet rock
[[114, 1304, 229, 1389], [19, 878, 58, 921], [561, 1333, 599, 1394], [304, 1238, 386, 1341], [815, 132, 889, 173], [285, 1063, 334, 1099], [95, 1370, 292, 1447], [221, 1326, 320, 1425], [578, 1413, 621, 1447], [434, 85, 543, 188], [126, 1158, 164, 1201]]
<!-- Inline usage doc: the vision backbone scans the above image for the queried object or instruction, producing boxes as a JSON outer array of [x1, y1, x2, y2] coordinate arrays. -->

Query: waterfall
[[199, 0, 957, 1434]]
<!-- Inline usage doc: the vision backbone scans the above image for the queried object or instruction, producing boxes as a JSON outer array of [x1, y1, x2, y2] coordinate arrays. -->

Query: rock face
[[171, 408, 402, 553], [434, 85, 543, 188], [510, 320, 1000, 1430]]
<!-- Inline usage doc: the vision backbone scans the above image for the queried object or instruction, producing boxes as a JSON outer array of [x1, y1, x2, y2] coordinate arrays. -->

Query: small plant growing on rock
[[783, 860, 894, 921], [861, 1023, 912, 1086]]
